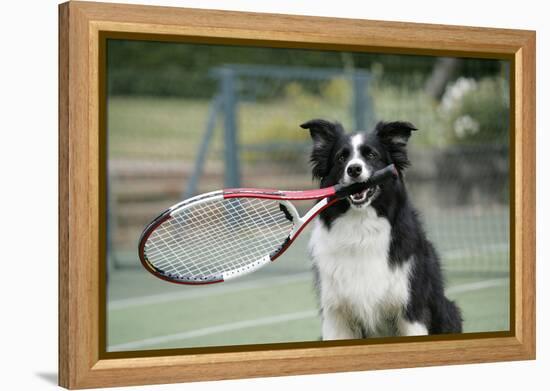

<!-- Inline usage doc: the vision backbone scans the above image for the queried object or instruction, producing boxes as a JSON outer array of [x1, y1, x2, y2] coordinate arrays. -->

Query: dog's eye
[[366, 151, 377, 160], [338, 155, 346, 163]]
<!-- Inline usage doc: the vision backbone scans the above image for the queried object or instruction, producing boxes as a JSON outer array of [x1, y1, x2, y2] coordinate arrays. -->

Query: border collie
[[301, 119, 462, 339]]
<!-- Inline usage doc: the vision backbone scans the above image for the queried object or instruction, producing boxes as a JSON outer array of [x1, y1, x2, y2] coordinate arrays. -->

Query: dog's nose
[[346, 164, 362, 178]]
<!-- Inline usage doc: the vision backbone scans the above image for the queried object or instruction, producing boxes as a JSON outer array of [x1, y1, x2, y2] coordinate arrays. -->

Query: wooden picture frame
[[58, 1, 536, 389]]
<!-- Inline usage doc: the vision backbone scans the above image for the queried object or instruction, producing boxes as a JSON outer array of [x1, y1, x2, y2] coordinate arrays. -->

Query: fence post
[[352, 73, 370, 130], [183, 95, 221, 198], [221, 68, 241, 188]]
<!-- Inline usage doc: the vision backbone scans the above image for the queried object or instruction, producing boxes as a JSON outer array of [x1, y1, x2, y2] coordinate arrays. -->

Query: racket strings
[[144, 197, 294, 280], [160, 201, 278, 272], [162, 199, 290, 276]]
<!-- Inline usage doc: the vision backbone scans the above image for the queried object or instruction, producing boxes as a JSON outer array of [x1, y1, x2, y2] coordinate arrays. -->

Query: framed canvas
[[58, 1, 536, 389]]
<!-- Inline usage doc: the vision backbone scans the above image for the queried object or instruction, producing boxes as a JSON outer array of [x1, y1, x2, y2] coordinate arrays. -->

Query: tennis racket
[[138, 164, 398, 285]]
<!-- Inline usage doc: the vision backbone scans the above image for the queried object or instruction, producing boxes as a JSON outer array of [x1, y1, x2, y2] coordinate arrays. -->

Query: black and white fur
[[301, 119, 462, 339]]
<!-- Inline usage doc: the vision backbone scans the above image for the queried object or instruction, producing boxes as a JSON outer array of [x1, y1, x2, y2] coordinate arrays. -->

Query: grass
[[108, 72, 509, 162], [107, 97, 210, 158], [108, 96, 315, 160], [107, 84, 450, 161]]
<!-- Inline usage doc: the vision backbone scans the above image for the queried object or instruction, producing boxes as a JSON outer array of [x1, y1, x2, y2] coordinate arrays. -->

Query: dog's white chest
[[309, 207, 411, 334]]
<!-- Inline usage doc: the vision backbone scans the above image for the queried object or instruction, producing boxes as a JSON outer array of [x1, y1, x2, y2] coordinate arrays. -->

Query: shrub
[[441, 76, 509, 145]]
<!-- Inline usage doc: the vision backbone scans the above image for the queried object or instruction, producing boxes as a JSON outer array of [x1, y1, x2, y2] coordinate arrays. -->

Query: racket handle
[[368, 164, 399, 185], [334, 164, 398, 198]]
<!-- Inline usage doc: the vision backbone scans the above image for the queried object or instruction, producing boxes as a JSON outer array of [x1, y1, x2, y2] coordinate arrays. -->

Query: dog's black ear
[[376, 121, 417, 146], [375, 121, 418, 170], [300, 119, 344, 179]]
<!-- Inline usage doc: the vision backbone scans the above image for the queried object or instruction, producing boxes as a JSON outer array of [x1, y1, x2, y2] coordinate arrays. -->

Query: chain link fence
[[107, 51, 509, 280]]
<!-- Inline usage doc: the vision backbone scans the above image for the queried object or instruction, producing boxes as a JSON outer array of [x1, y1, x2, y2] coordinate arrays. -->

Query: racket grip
[[369, 163, 399, 185], [334, 164, 398, 198]]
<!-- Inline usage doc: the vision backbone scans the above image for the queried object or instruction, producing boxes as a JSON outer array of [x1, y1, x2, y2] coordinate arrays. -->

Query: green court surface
[[107, 229, 510, 352]]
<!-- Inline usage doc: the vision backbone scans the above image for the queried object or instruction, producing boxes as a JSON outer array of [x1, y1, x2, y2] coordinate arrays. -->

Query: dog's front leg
[[321, 307, 361, 340], [396, 316, 429, 336]]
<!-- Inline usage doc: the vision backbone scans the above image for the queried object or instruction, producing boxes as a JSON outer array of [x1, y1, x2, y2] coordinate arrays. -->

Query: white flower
[[440, 77, 477, 112], [453, 115, 480, 138]]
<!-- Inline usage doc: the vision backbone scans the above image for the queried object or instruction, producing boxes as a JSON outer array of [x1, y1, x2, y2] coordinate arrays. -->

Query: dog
[[300, 119, 462, 339]]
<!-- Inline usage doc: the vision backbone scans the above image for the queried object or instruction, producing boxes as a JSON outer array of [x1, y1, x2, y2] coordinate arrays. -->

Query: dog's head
[[301, 119, 417, 209]]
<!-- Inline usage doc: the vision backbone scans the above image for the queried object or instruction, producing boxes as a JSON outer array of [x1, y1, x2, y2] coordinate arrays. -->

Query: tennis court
[[107, 211, 510, 352]]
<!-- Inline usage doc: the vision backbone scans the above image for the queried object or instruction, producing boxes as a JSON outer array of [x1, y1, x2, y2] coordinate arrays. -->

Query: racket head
[[138, 191, 299, 285]]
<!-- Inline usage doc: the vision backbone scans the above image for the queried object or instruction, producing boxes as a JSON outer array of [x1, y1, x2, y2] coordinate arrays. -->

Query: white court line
[[110, 246, 509, 311], [108, 277, 508, 351], [108, 310, 318, 351], [109, 272, 312, 310], [444, 243, 508, 260], [446, 278, 508, 295]]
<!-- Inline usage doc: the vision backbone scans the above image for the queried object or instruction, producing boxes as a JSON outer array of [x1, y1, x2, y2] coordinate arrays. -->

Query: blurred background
[[106, 39, 510, 352]]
